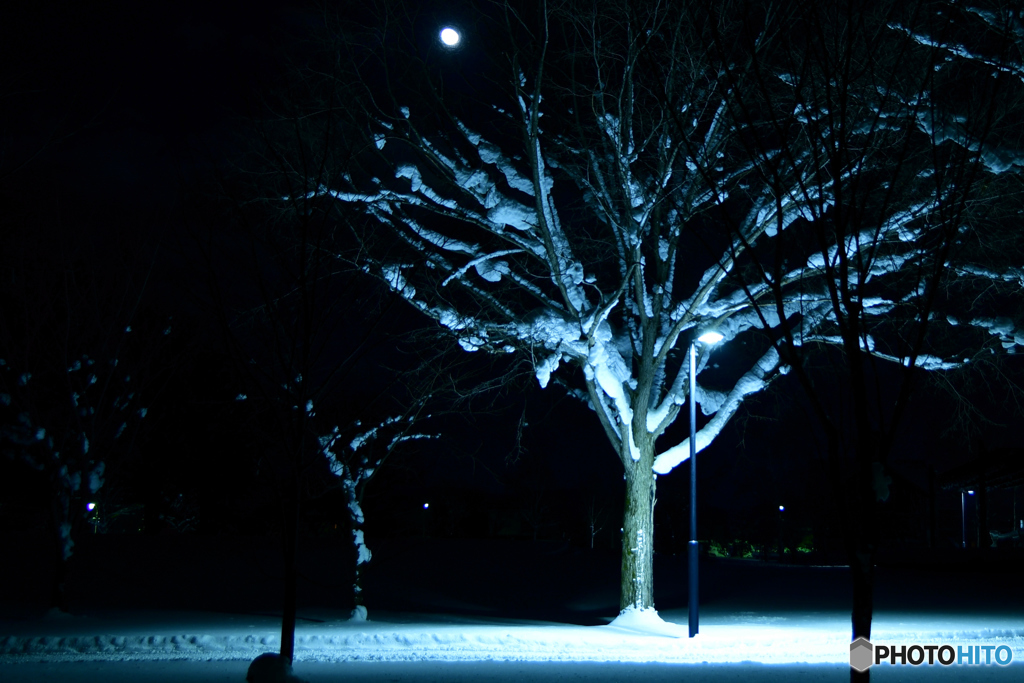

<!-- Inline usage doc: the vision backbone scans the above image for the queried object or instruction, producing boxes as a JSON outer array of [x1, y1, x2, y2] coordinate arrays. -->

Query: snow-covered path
[[5, 609, 1023, 664], [2, 606, 1022, 681], [3, 609, 855, 664]]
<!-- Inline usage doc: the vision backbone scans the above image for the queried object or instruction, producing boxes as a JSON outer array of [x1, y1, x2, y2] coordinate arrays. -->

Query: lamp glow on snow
[[688, 329, 723, 638], [439, 27, 460, 48]]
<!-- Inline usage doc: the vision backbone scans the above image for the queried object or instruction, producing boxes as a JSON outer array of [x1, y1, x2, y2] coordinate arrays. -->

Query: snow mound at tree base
[[606, 608, 687, 637]]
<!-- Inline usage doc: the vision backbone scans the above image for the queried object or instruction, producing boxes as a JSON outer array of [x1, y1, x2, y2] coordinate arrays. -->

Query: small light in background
[[87, 502, 96, 511], [779, 505, 785, 512], [423, 503, 429, 509]]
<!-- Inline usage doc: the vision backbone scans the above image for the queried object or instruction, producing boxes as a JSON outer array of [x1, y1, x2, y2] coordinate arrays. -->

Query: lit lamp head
[[439, 27, 461, 48], [696, 331, 724, 345], [87, 502, 96, 512]]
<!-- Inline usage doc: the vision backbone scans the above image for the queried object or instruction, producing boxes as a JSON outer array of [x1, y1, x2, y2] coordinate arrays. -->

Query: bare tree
[[714, 0, 1024, 676], [315, 375, 449, 619], [278, 0, 1022, 631], [0, 230, 165, 612], [307, 0, 838, 617], [585, 495, 606, 549]]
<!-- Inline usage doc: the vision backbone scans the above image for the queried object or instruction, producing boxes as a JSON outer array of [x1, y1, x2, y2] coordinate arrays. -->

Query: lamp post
[[961, 490, 974, 549], [87, 502, 98, 534], [778, 505, 785, 562], [689, 330, 723, 638]]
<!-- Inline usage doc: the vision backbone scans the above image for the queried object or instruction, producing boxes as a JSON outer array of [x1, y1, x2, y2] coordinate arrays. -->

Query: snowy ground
[[1, 606, 1022, 681], [2, 537, 1023, 681]]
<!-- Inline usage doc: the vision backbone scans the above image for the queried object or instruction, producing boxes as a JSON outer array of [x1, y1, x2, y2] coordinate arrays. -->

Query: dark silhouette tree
[[0, 226, 167, 612], [715, 1, 1024, 678]]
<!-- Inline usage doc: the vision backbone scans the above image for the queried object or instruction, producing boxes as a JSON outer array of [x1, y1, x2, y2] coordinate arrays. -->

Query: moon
[[440, 27, 460, 47]]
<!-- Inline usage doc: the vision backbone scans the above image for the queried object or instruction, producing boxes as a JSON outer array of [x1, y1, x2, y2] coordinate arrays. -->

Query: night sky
[[3, 0, 1024, 620]]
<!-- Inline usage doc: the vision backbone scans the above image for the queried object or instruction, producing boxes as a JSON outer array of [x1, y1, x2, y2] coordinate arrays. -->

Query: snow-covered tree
[[318, 408, 437, 620], [308, 0, 1024, 622], [0, 353, 145, 602], [306, 0, 845, 616], [0, 246, 161, 612], [712, 0, 1024, 667]]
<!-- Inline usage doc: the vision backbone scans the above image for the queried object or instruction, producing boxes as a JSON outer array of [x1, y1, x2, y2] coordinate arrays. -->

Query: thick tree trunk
[[822, 427, 877, 683], [619, 457, 656, 612], [850, 552, 874, 639]]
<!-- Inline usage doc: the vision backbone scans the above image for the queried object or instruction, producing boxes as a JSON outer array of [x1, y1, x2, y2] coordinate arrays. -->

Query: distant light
[[440, 27, 460, 47], [967, 490, 974, 495], [87, 502, 96, 511], [697, 331, 724, 344], [423, 503, 430, 509], [779, 505, 785, 512]]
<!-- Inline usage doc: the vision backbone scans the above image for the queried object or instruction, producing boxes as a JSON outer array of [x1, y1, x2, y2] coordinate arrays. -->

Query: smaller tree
[[317, 402, 437, 619], [0, 245, 164, 612], [585, 495, 606, 550]]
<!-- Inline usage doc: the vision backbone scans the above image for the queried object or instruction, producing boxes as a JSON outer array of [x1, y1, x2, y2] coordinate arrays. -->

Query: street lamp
[[961, 490, 974, 549], [689, 330, 723, 638], [87, 502, 98, 534], [778, 505, 785, 562]]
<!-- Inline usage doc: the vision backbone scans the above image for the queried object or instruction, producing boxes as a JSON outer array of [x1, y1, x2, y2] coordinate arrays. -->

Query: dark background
[[2, 0, 1022, 617]]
